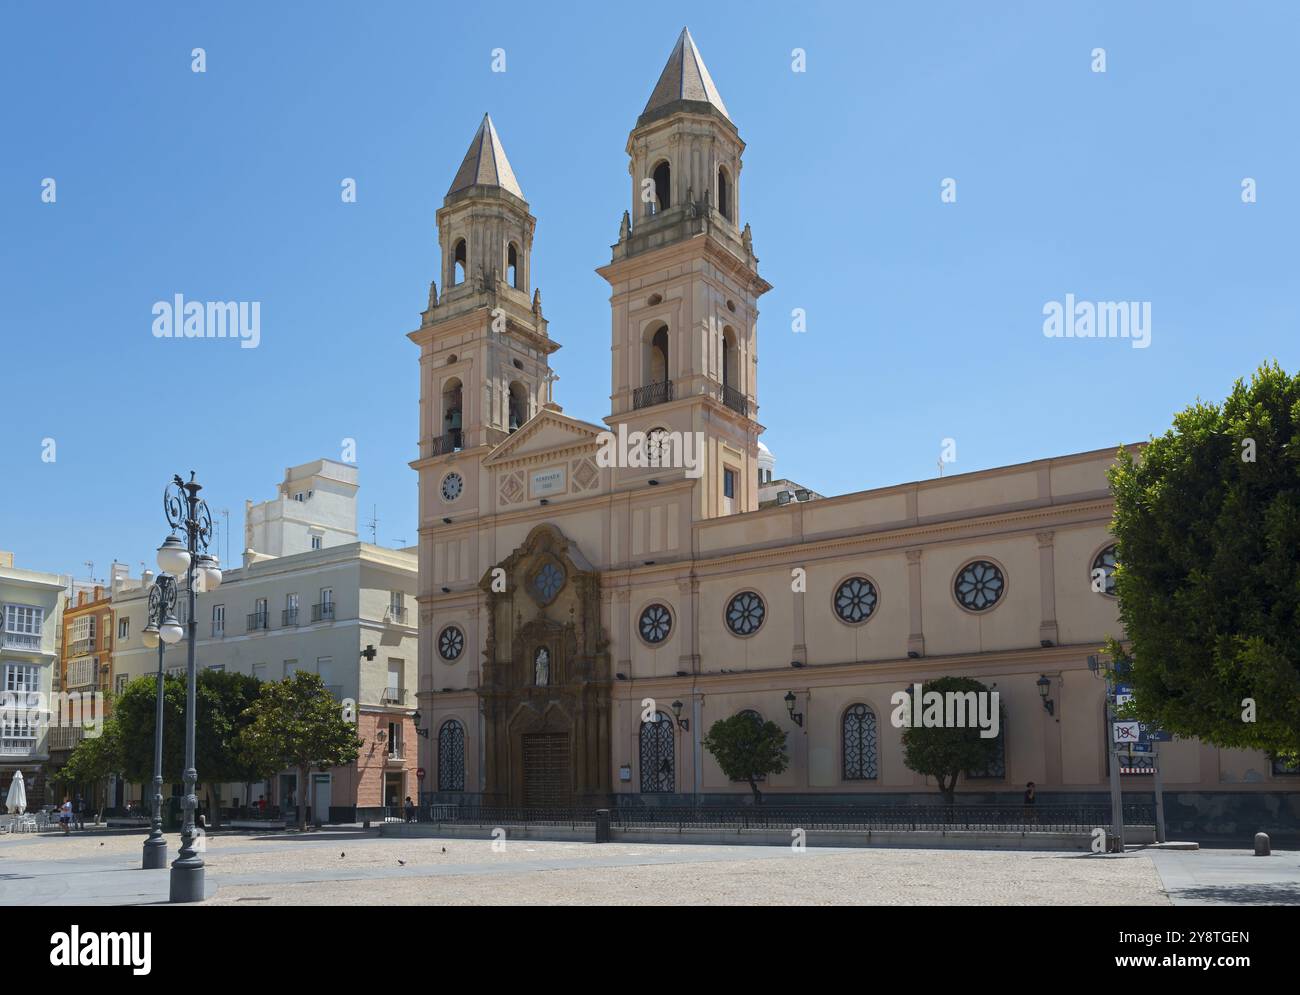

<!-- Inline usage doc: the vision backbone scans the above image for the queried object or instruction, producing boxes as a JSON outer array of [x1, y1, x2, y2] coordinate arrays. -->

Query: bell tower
[[413, 113, 559, 467], [597, 28, 770, 519]]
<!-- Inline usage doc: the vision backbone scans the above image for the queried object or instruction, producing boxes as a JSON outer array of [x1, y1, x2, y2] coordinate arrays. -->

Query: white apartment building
[[0, 551, 67, 811], [112, 460, 418, 820]]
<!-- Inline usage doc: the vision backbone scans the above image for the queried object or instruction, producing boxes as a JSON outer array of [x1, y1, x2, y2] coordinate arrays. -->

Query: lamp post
[[139, 573, 182, 869], [158, 472, 223, 902]]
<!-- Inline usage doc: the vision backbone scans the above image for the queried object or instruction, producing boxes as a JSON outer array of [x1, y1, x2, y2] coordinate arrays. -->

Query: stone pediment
[[483, 410, 605, 469]]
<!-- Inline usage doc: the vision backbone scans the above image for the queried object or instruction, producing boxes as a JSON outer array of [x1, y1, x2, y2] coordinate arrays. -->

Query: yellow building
[[409, 30, 1297, 834]]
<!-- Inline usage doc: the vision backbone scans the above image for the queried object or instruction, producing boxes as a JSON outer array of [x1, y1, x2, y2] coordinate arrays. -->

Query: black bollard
[[1254, 831, 1270, 856]]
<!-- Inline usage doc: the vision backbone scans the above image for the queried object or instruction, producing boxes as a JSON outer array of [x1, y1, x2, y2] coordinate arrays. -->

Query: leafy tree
[[113, 669, 269, 827], [702, 712, 788, 803], [52, 719, 122, 817], [899, 676, 1004, 802], [1108, 362, 1300, 760], [238, 671, 362, 830]]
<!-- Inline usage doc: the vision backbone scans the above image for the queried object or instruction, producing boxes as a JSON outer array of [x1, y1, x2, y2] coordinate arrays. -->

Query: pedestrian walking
[[59, 797, 72, 835], [404, 795, 415, 823]]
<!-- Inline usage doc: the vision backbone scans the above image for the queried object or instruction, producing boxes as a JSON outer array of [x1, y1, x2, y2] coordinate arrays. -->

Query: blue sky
[[2, 1, 1297, 581]]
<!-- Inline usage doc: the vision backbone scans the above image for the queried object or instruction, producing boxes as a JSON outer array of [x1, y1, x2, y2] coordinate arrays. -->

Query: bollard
[[594, 808, 611, 843], [1254, 831, 1270, 856]]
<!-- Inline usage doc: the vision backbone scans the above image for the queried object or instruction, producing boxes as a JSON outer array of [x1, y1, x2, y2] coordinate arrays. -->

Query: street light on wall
[[1037, 674, 1056, 717], [784, 691, 803, 727], [670, 700, 689, 731], [413, 709, 429, 739]]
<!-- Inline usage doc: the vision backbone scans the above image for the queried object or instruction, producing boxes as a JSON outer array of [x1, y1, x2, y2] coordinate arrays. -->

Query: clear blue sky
[[2, 1, 1297, 581]]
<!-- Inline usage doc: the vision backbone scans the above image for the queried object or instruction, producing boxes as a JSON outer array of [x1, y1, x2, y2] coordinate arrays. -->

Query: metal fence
[[362, 802, 1152, 834]]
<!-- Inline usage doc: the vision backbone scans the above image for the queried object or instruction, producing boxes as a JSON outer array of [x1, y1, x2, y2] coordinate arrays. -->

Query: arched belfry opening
[[651, 161, 671, 214], [507, 243, 519, 289], [717, 166, 732, 221], [649, 325, 669, 383], [442, 377, 463, 449], [478, 524, 612, 807], [508, 381, 529, 432], [453, 239, 467, 285]]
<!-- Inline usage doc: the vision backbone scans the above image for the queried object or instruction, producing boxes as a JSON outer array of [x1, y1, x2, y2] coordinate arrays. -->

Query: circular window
[[834, 576, 878, 625], [639, 603, 672, 644], [437, 625, 464, 661], [533, 561, 565, 602], [1092, 544, 1118, 597], [440, 472, 463, 503], [954, 560, 1005, 612], [725, 590, 766, 636]]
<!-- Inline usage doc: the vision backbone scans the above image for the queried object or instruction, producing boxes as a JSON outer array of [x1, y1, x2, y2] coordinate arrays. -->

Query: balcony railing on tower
[[719, 383, 749, 417], [633, 379, 674, 410], [430, 430, 463, 456]]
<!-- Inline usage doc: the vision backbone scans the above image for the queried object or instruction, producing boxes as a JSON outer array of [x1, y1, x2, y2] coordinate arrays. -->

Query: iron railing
[[388, 606, 408, 623], [311, 602, 335, 622], [430, 431, 463, 456], [367, 803, 1154, 834], [246, 611, 268, 631], [719, 383, 748, 416], [282, 608, 299, 627], [633, 379, 674, 410]]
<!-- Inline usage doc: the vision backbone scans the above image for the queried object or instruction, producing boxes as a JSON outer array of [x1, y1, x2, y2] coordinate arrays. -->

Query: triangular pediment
[[482, 410, 605, 468]]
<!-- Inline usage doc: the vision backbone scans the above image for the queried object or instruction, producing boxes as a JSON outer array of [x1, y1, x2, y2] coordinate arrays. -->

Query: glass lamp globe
[[160, 618, 185, 644], [141, 626, 160, 649], [198, 554, 222, 591], [157, 535, 191, 575]]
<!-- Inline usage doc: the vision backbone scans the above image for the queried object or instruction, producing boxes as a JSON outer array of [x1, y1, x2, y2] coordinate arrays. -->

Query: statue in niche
[[534, 646, 550, 687]]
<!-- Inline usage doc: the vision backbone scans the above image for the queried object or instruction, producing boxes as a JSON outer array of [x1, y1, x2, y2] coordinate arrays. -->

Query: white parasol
[[5, 770, 27, 815]]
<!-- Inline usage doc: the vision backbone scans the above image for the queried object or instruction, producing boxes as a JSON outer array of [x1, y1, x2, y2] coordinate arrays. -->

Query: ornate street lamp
[[159, 472, 222, 902], [140, 573, 181, 869]]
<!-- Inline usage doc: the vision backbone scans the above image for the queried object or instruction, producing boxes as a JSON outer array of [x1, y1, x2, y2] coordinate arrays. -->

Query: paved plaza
[[2, 828, 1296, 905]]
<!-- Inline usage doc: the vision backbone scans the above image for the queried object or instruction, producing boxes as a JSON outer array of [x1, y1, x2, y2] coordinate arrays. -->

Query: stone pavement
[[1, 828, 1179, 905], [1148, 848, 1300, 905]]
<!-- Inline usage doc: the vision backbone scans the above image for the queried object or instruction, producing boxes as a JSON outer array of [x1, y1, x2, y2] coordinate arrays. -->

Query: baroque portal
[[479, 524, 612, 806]]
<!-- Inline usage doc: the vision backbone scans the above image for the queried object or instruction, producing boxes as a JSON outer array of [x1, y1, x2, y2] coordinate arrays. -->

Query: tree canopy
[[702, 712, 789, 803], [1108, 362, 1300, 759], [899, 676, 1004, 801]]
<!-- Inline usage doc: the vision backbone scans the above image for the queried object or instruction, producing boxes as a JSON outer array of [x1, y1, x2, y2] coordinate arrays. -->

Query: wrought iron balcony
[[281, 608, 299, 627], [388, 606, 407, 623], [246, 611, 269, 632], [429, 430, 463, 456], [719, 383, 749, 417], [633, 379, 674, 410], [311, 602, 335, 622], [382, 688, 407, 705], [211, 623, 225, 638]]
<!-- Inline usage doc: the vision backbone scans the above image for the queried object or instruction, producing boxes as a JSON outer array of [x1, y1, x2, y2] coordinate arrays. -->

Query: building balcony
[[429, 430, 463, 457], [68, 637, 96, 657], [246, 611, 269, 632], [382, 688, 407, 705], [387, 606, 407, 624], [0, 740, 40, 758], [633, 379, 674, 410], [48, 726, 84, 752], [282, 608, 300, 627], [311, 603, 335, 623], [719, 383, 749, 417], [1, 632, 42, 652], [211, 623, 225, 638]]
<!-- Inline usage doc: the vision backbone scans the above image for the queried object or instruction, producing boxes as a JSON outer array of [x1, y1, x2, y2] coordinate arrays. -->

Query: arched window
[[721, 326, 738, 390], [507, 243, 519, 289], [842, 704, 879, 780], [452, 239, 467, 285], [652, 160, 671, 213], [437, 719, 465, 792], [639, 712, 675, 792], [441, 378, 463, 449], [649, 325, 669, 384], [717, 166, 732, 221], [508, 381, 528, 432]]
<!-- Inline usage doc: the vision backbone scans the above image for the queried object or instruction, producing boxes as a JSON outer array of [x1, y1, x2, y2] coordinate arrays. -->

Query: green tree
[[1108, 362, 1300, 760], [113, 669, 269, 827], [52, 719, 122, 818], [899, 676, 1004, 803], [701, 712, 789, 803], [238, 671, 362, 830]]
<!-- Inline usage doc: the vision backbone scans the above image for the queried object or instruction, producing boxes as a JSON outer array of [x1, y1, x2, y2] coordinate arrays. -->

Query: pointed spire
[[447, 113, 523, 199], [641, 27, 730, 123]]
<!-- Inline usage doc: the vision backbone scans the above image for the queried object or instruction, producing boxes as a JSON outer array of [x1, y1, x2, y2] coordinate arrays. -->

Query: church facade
[[410, 29, 1292, 812]]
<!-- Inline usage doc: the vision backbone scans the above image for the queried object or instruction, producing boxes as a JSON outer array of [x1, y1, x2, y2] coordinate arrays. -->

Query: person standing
[[403, 795, 415, 823], [59, 797, 72, 835]]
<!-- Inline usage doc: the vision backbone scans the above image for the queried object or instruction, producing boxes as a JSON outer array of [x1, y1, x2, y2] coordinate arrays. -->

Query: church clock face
[[440, 472, 463, 503]]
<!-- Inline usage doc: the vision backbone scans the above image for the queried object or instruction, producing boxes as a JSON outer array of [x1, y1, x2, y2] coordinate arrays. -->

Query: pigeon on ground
[[398, 859, 406, 866], [441, 847, 446, 853], [340, 852, 345, 858]]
